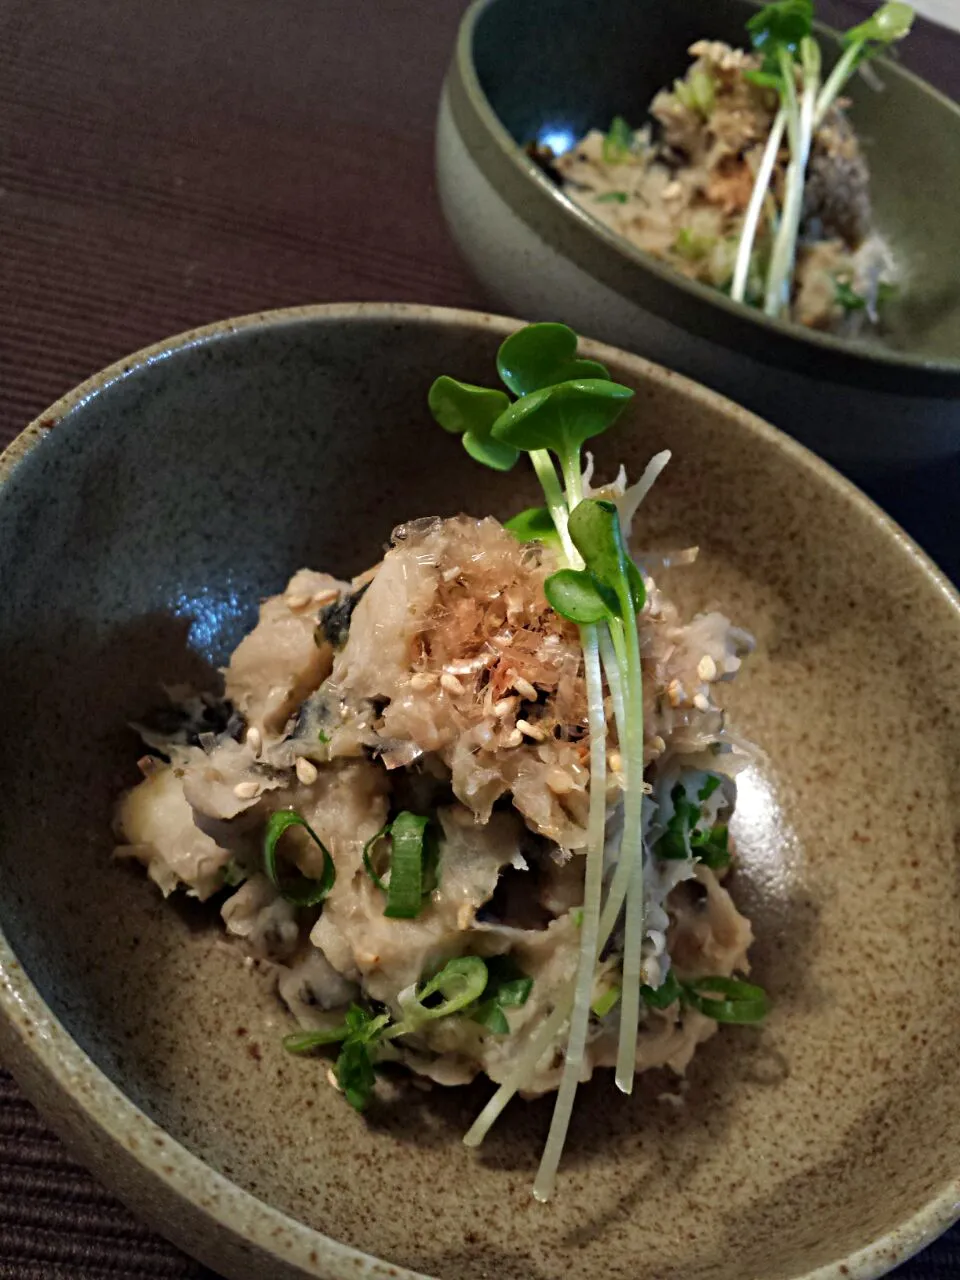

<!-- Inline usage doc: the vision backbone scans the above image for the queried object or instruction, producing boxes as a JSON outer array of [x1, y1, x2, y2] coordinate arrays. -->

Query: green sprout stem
[[731, 105, 786, 304], [764, 39, 821, 317], [533, 624, 607, 1202]]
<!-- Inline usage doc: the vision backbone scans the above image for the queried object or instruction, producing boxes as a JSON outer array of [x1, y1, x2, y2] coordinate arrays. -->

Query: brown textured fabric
[[0, 0, 957, 1276]]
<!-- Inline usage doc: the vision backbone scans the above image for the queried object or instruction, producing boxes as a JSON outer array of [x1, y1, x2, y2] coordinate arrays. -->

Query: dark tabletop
[[0, 1, 957, 1277]]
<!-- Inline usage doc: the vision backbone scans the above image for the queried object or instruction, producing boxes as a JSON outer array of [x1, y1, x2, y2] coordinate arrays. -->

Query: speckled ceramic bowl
[[437, 0, 960, 469], [0, 303, 958, 1280]]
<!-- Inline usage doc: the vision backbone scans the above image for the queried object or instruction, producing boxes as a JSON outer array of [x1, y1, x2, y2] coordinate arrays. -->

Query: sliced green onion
[[385, 811, 430, 919], [595, 191, 628, 204], [263, 809, 335, 907], [640, 968, 683, 1009], [396, 956, 489, 1031], [602, 115, 634, 164], [591, 985, 622, 1018], [361, 823, 390, 891], [682, 976, 769, 1024], [361, 813, 438, 918]]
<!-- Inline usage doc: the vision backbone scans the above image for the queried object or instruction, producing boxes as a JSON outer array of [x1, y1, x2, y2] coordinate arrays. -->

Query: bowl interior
[[1, 309, 959, 1280], [470, 0, 960, 363]]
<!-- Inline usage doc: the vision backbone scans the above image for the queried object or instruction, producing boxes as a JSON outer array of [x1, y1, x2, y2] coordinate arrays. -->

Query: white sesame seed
[[313, 587, 339, 607], [516, 718, 546, 742], [441, 565, 462, 582], [295, 757, 319, 785], [662, 180, 683, 199], [492, 696, 518, 718], [511, 674, 538, 701], [502, 728, 523, 748], [667, 678, 685, 707], [697, 654, 718, 682], [641, 957, 662, 989], [285, 593, 310, 610], [410, 672, 436, 691], [607, 750, 623, 774], [440, 673, 464, 695], [693, 693, 710, 713], [651, 735, 667, 754], [326, 1067, 341, 1092], [246, 726, 262, 753], [233, 780, 259, 799], [546, 768, 575, 795]]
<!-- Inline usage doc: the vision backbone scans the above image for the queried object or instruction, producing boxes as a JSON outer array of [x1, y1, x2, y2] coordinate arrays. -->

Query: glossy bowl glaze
[[437, 0, 960, 468], [0, 303, 958, 1280]]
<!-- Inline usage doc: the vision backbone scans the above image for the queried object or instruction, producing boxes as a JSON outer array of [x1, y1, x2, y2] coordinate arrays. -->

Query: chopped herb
[[220, 858, 246, 888], [602, 115, 635, 164], [263, 809, 335, 907], [674, 227, 715, 261], [835, 278, 867, 311], [691, 822, 731, 870], [471, 955, 534, 1034], [877, 281, 899, 305], [317, 729, 330, 744], [595, 191, 628, 204], [657, 775, 728, 866]]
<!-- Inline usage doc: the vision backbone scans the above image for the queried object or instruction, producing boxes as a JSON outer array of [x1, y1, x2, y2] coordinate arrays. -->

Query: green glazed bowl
[[437, 0, 960, 467], [1, 304, 959, 1280]]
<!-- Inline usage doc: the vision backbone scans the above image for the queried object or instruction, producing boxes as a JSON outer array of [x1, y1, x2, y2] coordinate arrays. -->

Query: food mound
[[547, 2, 913, 335], [113, 322, 768, 1198]]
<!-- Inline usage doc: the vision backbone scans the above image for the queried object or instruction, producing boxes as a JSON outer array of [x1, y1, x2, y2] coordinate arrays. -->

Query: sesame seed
[[502, 728, 523, 748], [440, 673, 464, 695], [233, 780, 259, 799], [441, 565, 462, 583], [246, 726, 262, 753], [662, 180, 682, 199], [693, 693, 710, 713], [546, 768, 575, 795], [326, 1068, 341, 1092], [651, 735, 667, 755], [492, 696, 518, 718], [313, 587, 339, 607], [285, 593, 310, 610], [457, 904, 473, 930], [667, 678, 685, 707], [295, 757, 319, 785], [511, 674, 538, 701], [410, 672, 436, 691], [697, 654, 718, 682], [516, 718, 546, 742]]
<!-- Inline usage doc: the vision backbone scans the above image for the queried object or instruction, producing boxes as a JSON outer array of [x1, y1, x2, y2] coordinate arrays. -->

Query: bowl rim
[[448, 0, 960, 394], [1, 300, 959, 1280]]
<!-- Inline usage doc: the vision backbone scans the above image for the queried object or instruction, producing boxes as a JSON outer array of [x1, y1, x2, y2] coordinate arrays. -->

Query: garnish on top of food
[[544, 1, 913, 333], [113, 322, 767, 1200]]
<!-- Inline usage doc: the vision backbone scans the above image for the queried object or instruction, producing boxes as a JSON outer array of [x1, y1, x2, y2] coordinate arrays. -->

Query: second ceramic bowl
[[437, 0, 960, 468]]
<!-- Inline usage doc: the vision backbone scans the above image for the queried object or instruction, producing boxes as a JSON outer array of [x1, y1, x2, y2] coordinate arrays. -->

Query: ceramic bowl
[[1, 303, 959, 1280], [437, 0, 960, 469]]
